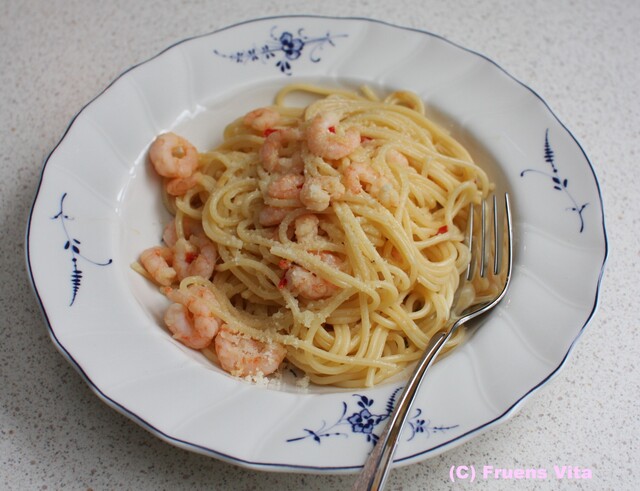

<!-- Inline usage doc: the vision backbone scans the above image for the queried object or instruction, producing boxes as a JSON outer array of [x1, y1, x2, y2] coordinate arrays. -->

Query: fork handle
[[352, 329, 451, 491]]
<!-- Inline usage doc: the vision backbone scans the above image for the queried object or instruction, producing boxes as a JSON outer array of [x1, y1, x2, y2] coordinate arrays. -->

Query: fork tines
[[466, 193, 511, 281]]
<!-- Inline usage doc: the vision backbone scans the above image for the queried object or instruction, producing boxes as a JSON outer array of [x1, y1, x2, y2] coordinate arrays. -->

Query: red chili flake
[[278, 276, 288, 289], [263, 128, 278, 137], [437, 225, 448, 235], [328, 126, 336, 133]]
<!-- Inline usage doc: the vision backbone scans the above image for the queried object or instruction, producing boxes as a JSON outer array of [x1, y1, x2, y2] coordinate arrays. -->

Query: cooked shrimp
[[149, 132, 199, 179], [318, 251, 343, 269], [267, 173, 305, 200], [162, 217, 204, 248], [140, 246, 176, 286], [214, 325, 287, 377], [173, 235, 218, 281], [163, 284, 219, 315], [285, 265, 338, 300], [166, 174, 199, 196], [163, 304, 216, 350], [344, 161, 399, 207], [260, 128, 304, 174], [258, 206, 293, 227], [162, 285, 221, 349], [294, 214, 319, 244], [284, 252, 342, 300], [243, 107, 280, 132], [299, 176, 345, 212], [344, 161, 378, 193], [306, 112, 360, 160], [387, 148, 410, 167]]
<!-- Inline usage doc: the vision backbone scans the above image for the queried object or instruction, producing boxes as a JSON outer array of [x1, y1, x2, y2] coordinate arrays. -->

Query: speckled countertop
[[2, 0, 637, 489]]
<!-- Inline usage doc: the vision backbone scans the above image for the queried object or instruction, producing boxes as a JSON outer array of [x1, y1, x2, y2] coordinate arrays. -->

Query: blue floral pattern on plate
[[214, 26, 347, 75], [287, 387, 458, 446], [52, 193, 113, 306], [521, 130, 589, 232]]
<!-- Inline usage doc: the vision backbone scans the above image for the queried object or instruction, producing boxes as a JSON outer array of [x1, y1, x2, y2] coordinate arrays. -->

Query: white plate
[[26, 16, 607, 472]]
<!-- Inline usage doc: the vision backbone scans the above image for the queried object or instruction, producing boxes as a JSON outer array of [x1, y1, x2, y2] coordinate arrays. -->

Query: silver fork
[[352, 193, 513, 491]]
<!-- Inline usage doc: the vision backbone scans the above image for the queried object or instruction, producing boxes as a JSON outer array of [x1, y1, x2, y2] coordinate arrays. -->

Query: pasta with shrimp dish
[[133, 84, 497, 388]]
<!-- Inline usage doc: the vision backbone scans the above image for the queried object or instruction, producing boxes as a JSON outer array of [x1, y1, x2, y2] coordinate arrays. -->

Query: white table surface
[[2, 0, 637, 489]]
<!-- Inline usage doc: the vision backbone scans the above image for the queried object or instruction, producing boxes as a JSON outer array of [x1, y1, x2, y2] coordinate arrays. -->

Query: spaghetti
[[135, 84, 496, 388]]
